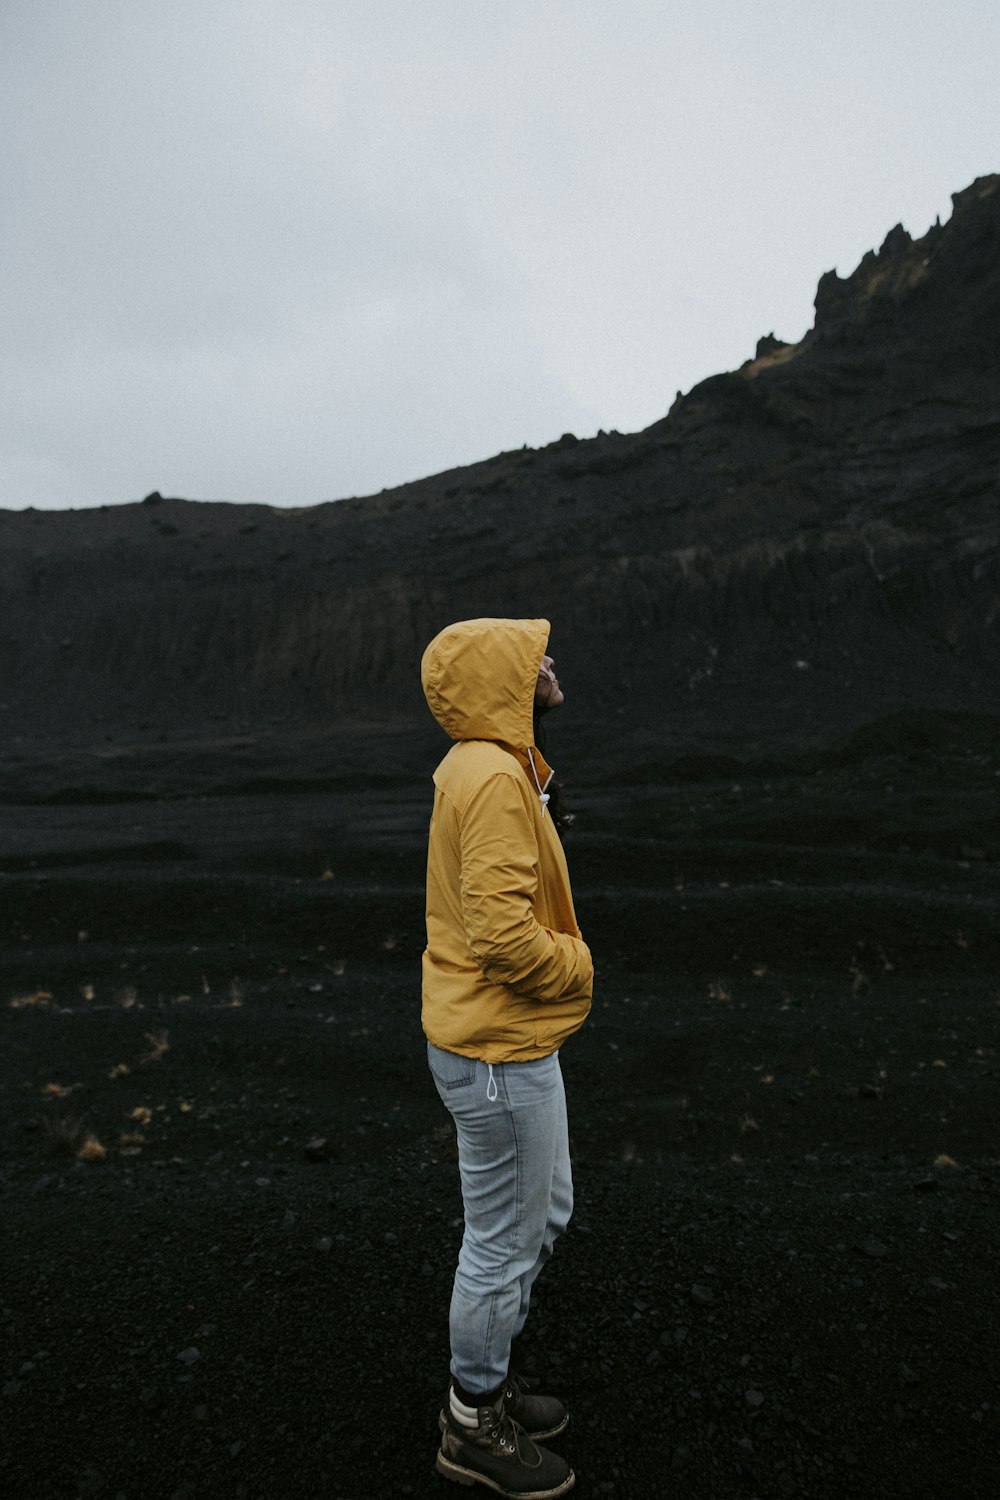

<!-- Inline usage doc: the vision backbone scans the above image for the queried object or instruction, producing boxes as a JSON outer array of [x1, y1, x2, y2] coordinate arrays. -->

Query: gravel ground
[[1, 776, 998, 1499]]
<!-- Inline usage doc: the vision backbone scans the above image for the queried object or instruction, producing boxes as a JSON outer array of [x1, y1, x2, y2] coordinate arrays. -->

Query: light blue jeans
[[427, 1041, 573, 1397]]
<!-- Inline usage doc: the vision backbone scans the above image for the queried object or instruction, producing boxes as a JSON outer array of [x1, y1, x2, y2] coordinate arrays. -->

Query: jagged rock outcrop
[[1, 176, 997, 774]]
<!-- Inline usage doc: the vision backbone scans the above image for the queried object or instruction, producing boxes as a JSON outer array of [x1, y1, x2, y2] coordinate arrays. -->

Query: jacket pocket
[[427, 1042, 477, 1090]]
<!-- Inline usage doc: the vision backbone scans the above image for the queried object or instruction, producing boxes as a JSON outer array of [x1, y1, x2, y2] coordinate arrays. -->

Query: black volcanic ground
[[1, 177, 999, 1499]]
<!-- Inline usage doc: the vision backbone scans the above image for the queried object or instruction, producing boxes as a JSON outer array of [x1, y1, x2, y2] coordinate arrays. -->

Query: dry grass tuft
[[141, 1030, 170, 1061], [9, 990, 53, 1009], [76, 1134, 107, 1163]]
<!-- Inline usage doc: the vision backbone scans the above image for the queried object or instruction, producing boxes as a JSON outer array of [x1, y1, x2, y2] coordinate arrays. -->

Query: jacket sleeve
[[458, 770, 594, 1003]]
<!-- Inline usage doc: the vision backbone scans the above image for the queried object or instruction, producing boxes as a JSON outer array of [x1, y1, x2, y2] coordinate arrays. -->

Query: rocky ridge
[[0, 176, 997, 779]]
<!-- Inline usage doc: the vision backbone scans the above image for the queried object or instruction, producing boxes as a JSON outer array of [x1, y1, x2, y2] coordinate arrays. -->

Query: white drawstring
[[526, 747, 551, 818], [486, 1063, 498, 1102]]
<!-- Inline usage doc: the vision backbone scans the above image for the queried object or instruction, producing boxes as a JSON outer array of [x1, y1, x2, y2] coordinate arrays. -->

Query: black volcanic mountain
[[1, 175, 998, 790]]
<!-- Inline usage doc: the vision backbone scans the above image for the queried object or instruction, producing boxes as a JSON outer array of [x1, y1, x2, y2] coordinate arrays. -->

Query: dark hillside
[[1, 176, 998, 794]]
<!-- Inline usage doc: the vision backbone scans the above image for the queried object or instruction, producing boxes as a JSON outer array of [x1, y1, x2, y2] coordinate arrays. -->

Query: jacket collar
[[504, 743, 553, 790]]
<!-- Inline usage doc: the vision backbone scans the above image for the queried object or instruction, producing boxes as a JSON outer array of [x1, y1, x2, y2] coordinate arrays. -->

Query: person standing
[[421, 617, 593, 1498]]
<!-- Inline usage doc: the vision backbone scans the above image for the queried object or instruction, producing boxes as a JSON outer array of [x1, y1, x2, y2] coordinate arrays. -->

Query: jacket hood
[[421, 617, 550, 748]]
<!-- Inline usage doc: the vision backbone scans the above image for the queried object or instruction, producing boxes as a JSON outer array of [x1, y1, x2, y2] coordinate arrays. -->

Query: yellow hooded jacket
[[420, 617, 593, 1062]]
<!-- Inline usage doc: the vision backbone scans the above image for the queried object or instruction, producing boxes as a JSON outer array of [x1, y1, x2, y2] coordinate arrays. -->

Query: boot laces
[[486, 1408, 526, 1456]]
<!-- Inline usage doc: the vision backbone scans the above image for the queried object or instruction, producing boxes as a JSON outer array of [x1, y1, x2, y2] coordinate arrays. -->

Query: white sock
[[449, 1386, 484, 1429]]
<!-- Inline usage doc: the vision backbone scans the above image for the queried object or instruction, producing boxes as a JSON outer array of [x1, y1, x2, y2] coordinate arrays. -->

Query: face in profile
[[534, 654, 564, 712]]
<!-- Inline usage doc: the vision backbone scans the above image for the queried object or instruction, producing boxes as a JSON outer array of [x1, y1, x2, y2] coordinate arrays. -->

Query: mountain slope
[[1, 176, 997, 775]]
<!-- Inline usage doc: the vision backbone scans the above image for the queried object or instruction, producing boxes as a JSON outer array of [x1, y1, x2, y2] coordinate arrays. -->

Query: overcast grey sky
[[2, 0, 997, 510]]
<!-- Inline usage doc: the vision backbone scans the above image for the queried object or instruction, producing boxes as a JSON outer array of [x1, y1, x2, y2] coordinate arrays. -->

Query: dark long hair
[[532, 706, 571, 837]]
